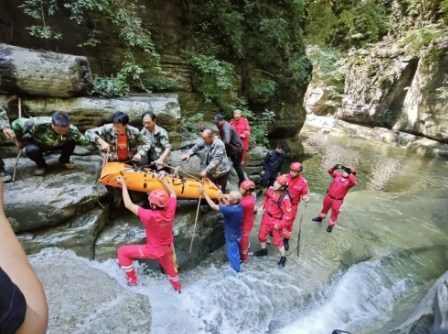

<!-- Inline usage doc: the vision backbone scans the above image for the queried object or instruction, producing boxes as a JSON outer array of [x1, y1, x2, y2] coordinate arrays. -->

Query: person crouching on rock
[[312, 164, 357, 233], [200, 187, 243, 273], [115, 174, 182, 293], [282, 162, 310, 251], [238, 180, 256, 264], [254, 175, 292, 268], [11, 112, 98, 176]]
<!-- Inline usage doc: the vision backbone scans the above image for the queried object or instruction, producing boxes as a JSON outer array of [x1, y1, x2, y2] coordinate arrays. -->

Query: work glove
[[343, 167, 352, 175], [333, 164, 342, 170]]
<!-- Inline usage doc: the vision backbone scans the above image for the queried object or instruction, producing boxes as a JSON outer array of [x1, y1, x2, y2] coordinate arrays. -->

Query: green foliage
[[397, 25, 445, 55], [248, 73, 277, 104], [143, 76, 182, 92], [90, 74, 130, 98], [441, 0, 448, 24], [181, 113, 204, 134], [249, 110, 276, 148], [305, 1, 338, 46], [19, 0, 62, 39], [379, 76, 392, 89], [307, 46, 345, 93]]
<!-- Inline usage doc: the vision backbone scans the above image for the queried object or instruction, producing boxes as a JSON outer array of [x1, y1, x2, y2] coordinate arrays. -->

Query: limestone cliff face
[[338, 35, 448, 143]]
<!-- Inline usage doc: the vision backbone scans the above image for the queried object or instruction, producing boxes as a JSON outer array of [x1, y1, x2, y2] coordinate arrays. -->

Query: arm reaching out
[[115, 177, 139, 216], [158, 174, 176, 199], [200, 186, 219, 211]]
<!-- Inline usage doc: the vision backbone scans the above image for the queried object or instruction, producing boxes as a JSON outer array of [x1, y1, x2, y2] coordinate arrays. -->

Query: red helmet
[[276, 175, 289, 187], [290, 162, 303, 172], [148, 189, 169, 208], [241, 180, 256, 191]]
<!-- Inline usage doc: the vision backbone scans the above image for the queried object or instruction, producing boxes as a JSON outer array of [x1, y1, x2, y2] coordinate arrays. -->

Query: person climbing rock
[[229, 109, 250, 166], [181, 128, 231, 212], [115, 174, 182, 293], [238, 179, 256, 263], [12, 112, 97, 176], [201, 187, 243, 272], [0, 107, 14, 182], [256, 143, 287, 198], [282, 162, 310, 250], [140, 111, 172, 174], [312, 164, 357, 233], [212, 113, 245, 184], [85, 111, 150, 163], [254, 175, 292, 268]]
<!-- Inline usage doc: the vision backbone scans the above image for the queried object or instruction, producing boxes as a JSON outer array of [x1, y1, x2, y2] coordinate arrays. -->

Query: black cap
[[212, 114, 225, 124]]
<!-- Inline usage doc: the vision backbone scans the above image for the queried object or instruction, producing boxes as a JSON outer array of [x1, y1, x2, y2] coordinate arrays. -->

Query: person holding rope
[[140, 111, 172, 174], [312, 164, 357, 233], [282, 162, 310, 251], [200, 187, 243, 273], [0, 107, 14, 182], [12, 112, 97, 176], [238, 180, 256, 263], [253, 175, 293, 268], [115, 174, 182, 293], [181, 128, 231, 212]]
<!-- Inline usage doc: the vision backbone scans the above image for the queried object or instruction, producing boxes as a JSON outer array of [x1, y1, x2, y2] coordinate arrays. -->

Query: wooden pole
[[189, 187, 203, 253]]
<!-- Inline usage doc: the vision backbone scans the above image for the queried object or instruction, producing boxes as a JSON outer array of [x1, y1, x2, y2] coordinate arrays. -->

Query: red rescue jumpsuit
[[229, 117, 250, 163], [117, 197, 182, 291], [318, 167, 356, 227], [239, 194, 255, 261], [282, 174, 309, 240], [258, 188, 293, 248]]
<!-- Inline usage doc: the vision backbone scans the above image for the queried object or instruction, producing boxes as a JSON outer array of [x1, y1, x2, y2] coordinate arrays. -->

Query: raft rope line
[[189, 180, 204, 254]]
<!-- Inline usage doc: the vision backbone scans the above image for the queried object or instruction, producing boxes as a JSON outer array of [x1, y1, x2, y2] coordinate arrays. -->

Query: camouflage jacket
[[141, 125, 171, 162], [85, 124, 150, 157], [0, 107, 11, 130], [12, 117, 98, 151], [188, 137, 230, 178]]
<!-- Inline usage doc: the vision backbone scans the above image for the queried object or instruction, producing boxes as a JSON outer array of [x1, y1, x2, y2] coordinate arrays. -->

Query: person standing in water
[[253, 175, 293, 268], [115, 174, 182, 293], [200, 187, 243, 273], [238, 180, 256, 263], [282, 162, 310, 250], [312, 164, 356, 233]]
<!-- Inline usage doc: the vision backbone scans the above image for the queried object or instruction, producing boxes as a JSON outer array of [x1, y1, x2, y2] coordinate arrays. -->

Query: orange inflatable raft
[[99, 162, 219, 199]]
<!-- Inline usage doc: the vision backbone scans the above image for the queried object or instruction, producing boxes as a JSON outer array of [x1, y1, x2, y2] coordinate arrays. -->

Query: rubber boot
[[312, 217, 323, 222], [327, 226, 333, 233], [283, 238, 289, 251], [278, 256, 287, 268], [253, 248, 268, 257], [174, 288, 181, 294], [125, 271, 138, 286]]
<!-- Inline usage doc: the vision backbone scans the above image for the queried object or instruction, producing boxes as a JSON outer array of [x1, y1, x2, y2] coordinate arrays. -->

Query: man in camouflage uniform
[[12, 112, 98, 176], [140, 112, 171, 173], [0, 107, 15, 182], [85, 111, 150, 163]]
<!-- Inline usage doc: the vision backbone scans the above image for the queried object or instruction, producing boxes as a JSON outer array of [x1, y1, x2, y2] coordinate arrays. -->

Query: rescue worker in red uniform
[[312, 164, 357, 233], [282, 162, 310, 250], [229, 109, 250, 166], [254, 175, 293, 268], [115, 174, 182, 293], [238, 180, 256, 263]]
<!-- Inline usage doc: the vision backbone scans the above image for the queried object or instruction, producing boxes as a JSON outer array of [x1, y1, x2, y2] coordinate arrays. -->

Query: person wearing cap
[[256, 143, 287, 198], [200, 186, 243, 273], [238, 179, 256, 263], [229, 109, 250, 166], [253, 175, 293, 268], [212, 113, 245, 185], [282, 162, 310, 250], [0, 107, 15, 182], [312, 164, 357, 233], [115, 174, 182, 293]]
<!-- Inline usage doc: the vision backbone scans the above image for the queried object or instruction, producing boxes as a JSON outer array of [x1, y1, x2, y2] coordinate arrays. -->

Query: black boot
[[283, 238, 289, 251], [327, 226, 333, 233], [312, 217, 323, 222], [278, 256, 287, 268], [253, 249, 268, 257], [159, 264, 166, 274]]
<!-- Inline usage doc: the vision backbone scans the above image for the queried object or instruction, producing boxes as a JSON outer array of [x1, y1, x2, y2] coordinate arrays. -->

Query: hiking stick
[[297, 203, 308, 257], [189, 183, 203, 253]]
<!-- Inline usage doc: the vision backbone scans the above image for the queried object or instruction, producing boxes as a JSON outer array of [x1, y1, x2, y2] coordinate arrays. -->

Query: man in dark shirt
[[212, 114, 246, 185], [256, 143, 287, 198]]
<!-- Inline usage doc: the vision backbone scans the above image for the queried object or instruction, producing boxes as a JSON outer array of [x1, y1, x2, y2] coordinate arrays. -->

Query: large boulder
[[95, 201, 225, 270], [18, 206, 109, 259], [393, 36, 448, 144], [3, 154, 107, 232], [0, 93, 182, 149], [29, 249, 152, 333], [0, 43, 92, 98], [305, 85, 340, 116], [245, 146, 268, 166]]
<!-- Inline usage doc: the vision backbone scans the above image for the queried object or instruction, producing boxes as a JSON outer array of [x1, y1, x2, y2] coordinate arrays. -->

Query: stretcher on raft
[[99, 162, 219, 200]]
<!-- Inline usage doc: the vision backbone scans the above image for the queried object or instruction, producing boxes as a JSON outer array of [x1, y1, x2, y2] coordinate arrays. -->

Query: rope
[[285, 202, 308, 257], [189, 181, 204, 253], [159, 162, 202, 182]]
